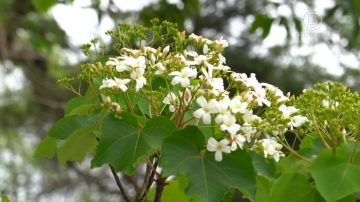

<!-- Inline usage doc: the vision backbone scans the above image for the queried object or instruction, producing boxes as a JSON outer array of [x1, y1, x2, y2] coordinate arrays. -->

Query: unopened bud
[[150, 53, 156, 64], [163, 45, 170, 56]]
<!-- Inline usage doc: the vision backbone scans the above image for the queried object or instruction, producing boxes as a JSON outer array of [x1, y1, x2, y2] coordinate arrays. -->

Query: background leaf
[[31, 0, 57, 12]]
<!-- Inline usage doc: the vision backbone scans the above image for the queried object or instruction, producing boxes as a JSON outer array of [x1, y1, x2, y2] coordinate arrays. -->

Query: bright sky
[[50, 0, 359, 76]]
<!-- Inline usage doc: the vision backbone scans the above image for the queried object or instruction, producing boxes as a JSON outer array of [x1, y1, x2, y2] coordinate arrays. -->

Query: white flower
[[189, 33, 202, 43], [230, 134, 246, 151], [207, 137, 231, 161], [243, 109, 261, 123], [241, 122, 256, 142], [99, 77, 131, 92], [289, 115, 308, 129], [193, 96, 218, 124], [262, 83, 289, 102], [213, 37, 229, 48], [260, 137, 283, 162], [106, 57, 128, 72], [230, 96, 248, 114], [169, 67, 197, 87], [130, 67, 146, 91], [215, 97, 231, 124], [163, 92, 177, 112], [279, 104, 298, 118], [220, 114, 240, 135], [155, 62, 166, 75], [201, 67, 224, 93]]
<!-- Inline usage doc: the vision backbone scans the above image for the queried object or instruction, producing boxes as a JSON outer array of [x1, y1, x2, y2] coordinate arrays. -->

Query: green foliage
[[160, 126, 257, 202], [91, 113, 176, 174], [34, 137, 57, 159], [31, 0, 57, 12], [311, 142, 360, 202], [147, 176, 201, 202], [1, 193, 10, 202], [57, 126, 98, 165], [270, 172, 324, 202], [35, 20, 360, 202]]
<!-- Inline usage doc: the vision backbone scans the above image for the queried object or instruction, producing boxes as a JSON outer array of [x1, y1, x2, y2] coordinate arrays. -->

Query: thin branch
[[109, 164, 131, 202]]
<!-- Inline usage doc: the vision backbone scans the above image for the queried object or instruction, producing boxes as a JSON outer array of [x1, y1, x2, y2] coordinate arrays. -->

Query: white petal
[[215, 151, 223, 161], [193, 109, 205, 119], [196, 96, 207, 107], [202, 113, 211, 124]]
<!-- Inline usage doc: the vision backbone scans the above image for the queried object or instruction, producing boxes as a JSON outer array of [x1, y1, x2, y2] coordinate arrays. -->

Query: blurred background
[[0, 0, 360, 201]]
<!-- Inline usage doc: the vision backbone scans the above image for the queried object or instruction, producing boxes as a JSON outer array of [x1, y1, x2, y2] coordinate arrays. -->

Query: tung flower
[[193, 96, 218, 124], [207, 137, 231, 161], [169, 67, 197, 87]]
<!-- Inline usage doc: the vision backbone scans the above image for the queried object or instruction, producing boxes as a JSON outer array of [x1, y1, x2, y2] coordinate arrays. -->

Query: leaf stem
[[281, 139, 312, 163]]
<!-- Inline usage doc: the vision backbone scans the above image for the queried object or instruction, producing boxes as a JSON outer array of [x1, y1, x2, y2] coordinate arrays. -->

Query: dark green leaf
[[91, 113, 150, 174], [92, 113, 174, 174], [34, 137, 57, 159], [311, 142, 360, 202], [142, 116, 176, 149], [270, 172, 324, 202], [160, 126, 256, 202], [250, 153, 276, 179], [49, 115, 98, 139]]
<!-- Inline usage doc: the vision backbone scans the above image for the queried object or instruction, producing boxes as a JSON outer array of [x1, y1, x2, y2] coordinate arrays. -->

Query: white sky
[[49, 0, 359, 76]]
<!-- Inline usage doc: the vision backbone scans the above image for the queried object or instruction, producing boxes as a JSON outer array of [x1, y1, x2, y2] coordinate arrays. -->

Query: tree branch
[[109, 164, 131, 202]]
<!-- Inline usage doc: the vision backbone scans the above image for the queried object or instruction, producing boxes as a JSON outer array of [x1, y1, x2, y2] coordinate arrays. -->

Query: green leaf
[[91, 114, 174, 174], [147, 177, 201, 202], [311, 142, 360, 202], [34, 137, 57, 159], [91, 113, 149, 174], [299, 136, 326, 159], [160, 126, 256, 202], [250, 153, 276, 179], [151, 76, 167, 90], [31, 0, 57, 12], [249, 14, 274, 39], [136, 95, 152, 117], [65, 96, 99, 116], [57, 126, 98, 165], [254, 176, 273, 202], [142, 116, 176, 149], [49, 115, 97, 139], [270, 172, 324, 202]]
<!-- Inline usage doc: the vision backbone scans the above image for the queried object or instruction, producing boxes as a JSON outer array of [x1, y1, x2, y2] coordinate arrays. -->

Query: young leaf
[[160, 126, 257, 202], [57, 126, 98, 165], [34, 137, 58, 159], [311, 142, 360, 202]]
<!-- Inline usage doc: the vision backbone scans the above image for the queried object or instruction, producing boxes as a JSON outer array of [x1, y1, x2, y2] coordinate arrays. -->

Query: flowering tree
[[35, 20, 360, 202]]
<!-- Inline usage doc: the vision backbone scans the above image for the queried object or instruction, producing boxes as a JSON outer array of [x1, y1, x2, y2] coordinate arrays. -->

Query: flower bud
[[163, 45, 170, 56]]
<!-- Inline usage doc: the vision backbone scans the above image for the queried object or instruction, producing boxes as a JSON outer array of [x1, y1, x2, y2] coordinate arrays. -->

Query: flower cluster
[[95, 32, 308, 162]]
